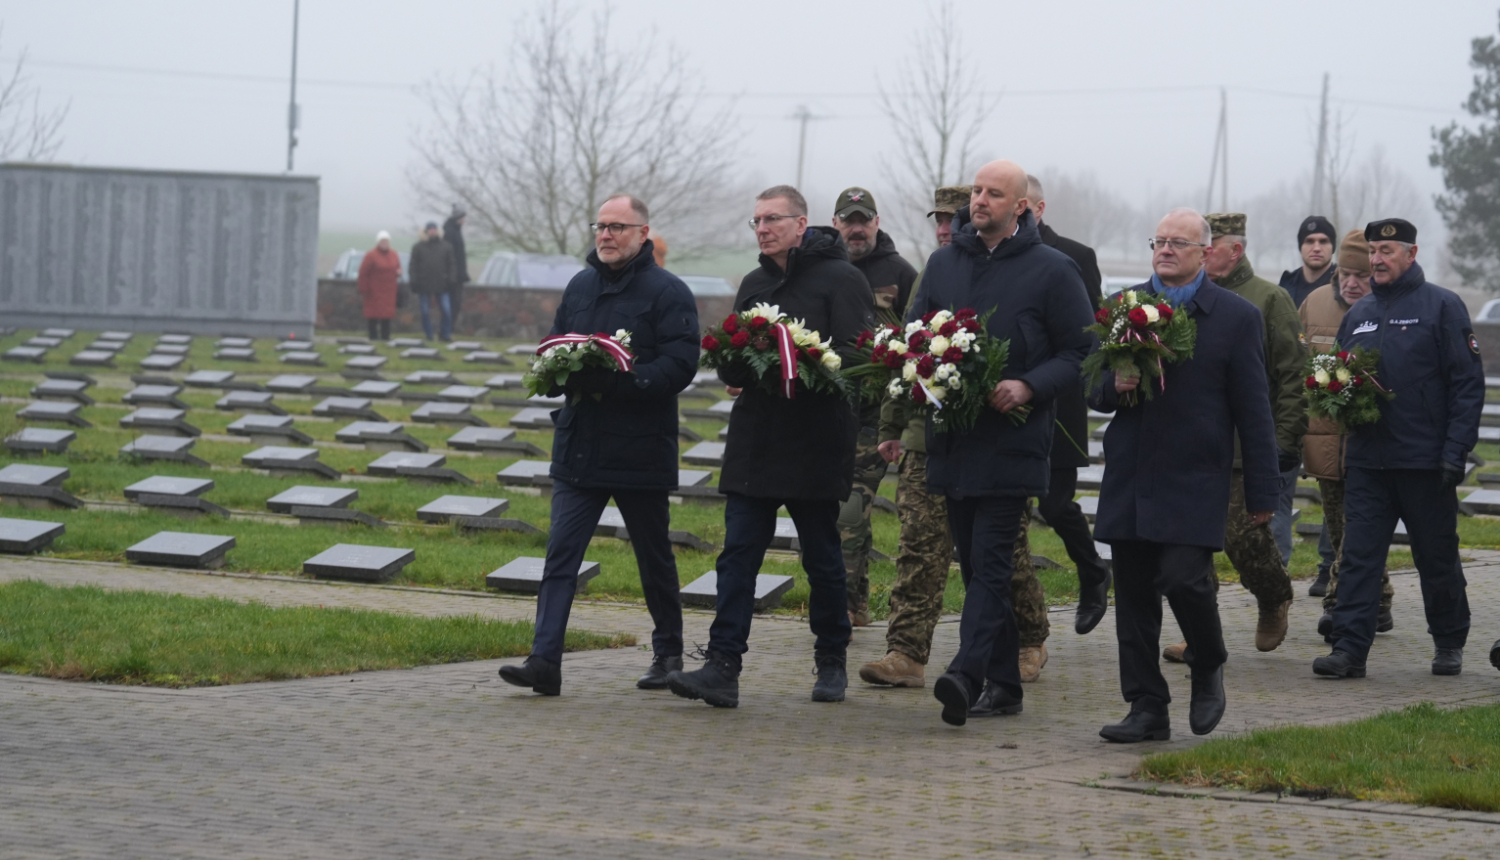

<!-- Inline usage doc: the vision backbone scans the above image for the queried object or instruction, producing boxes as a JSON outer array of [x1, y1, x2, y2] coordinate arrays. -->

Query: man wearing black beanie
[[1280, 215, 1338, 307]]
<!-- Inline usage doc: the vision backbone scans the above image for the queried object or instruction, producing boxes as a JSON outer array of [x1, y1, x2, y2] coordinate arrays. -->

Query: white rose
[[613, 329, 631, 345], [1336, 368, 1351, 383], [542, 347, 559, 359], [929, 335, 950, 355], [820, 351, 841, 371], [1142, 305, 1159, 323], [889, 341, 908, 355], [905, 321, 925, 336], [1314, 370, 1330, 385], [929, 310, 953, 330], [926, 384, 945, 403], [902, 362, 918, 382]]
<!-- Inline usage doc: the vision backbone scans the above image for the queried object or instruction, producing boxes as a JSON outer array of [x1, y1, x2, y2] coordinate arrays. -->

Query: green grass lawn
[[0, 580, 632, 687], [1137, 701, 1500, 811]]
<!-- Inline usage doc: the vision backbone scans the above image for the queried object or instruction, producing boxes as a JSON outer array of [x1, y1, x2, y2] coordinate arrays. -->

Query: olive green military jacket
[[1217, 256, 1309, 460]]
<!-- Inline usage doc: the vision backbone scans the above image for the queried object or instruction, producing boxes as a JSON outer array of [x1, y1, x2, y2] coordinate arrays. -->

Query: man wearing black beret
[[1315, 218, 1484, 679], [1280, 215, 1338, 308]]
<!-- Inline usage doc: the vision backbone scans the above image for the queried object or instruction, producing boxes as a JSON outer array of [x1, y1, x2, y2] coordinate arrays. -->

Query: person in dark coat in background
[[668, 184, 875, 709], [907, 160, 1094, 727], [408, 221, 455, 342], [498, 194, 699, 697], [1316, 218, 1483, 680], [442, 205, 471, 332], [1278, 215, 1338, 308], [1026, 173, 1114, 638], [356, 230, 402, 342], [1091, 207, 1280, 743]]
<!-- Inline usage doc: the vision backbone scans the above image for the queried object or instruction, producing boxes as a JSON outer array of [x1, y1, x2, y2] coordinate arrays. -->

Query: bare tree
[[0, 27, 67, 161], [410, 1, 746, 260], [1035, 170, 1139, 261], [875, 3, 995, 257]]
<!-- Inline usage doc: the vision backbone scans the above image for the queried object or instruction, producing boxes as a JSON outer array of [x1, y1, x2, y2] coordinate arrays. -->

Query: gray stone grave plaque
[[313, 396, 386, 422], [350, 380, 402, 398], [1089, 440, 1104, 463], [680, 571, 795, 611], [17, 401, 91, 428], [506, 344, 541, 355], [678, 469, 712, 488], [676, 384, 716, 402], [1077, 466, 1105, 490], [152, 344, 190, 356], [509, 407, 555, 430], [485, 556, 599, 593], [1076, 495, 1099, 521], [771, 517, 799, 550], [0, 464, 69, 487], [98, 331, 132, 342], [412, 402, 487, 426], [335, 421, 427, 453], [184, 370, 236, 388], [438, 385, 489, 403], [123, 385, 188, 409], [1460, 490, 1500, 516], [215, 347, 258, 361], [121, 435, 208, 467], [274, 340, 309, 352], [139, 354, 185, 371], [131, 374, 178, 386], [405, 370, 456, 385], [304, 544, 415, 583], [266, 485, 358, 513], [367, 451, 446, 476], [216, 391, 287, 415], [84, 339, 124, 352], [127, 531, 235, 569], [158, 334, 192, 345], [4, 428, 76, 455], [671, 483, 726, 506], [40, 328, 75, 339], [445, 426, 544, 456], [335, 337, 368, 345], [1091, 422, 1110, 440], [70, 350, 116, 367], [1484, 404, 1500, 426], [43, 369, 95, 382], [402, 348, 442, 360], [31, 379, 95, 405], [243, 446, 338, 479], [416, 495, 509, 523], [1094, 541, 1112, 561], [226, 414, 312, 444], [682, 442, 726, 467], [497, 460, 553, 485], [120, 408, 200, 437], [1479, 426, 1500, 443], [125, 476, 214, 500], [0, 517, 65, 554], [485, 374, 525, 389], [447, 341, 482, 351], [339, 343, 376, 355], [692, 370, 718, 385], [492, 393, 565, 409], [280, 351, 324, 366], [265, 374, 319, 394], [216, 336, 253, 348], [873, 496, 897, 514], [345, 355, 388, 370], [678, 425, 703, 443], [464, 351, 511, 365], [4, 346, 48, 363], [717, 425, 728, 440], [595, 505, 629, 537], [680, 399, 736, 421], [26, 336, 62, 348], [388, 338, 425, 348]]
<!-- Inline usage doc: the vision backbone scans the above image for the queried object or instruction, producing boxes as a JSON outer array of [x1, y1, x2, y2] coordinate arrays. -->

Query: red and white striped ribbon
[[772, 322, 798, 398], [536, 333, 634, 372]]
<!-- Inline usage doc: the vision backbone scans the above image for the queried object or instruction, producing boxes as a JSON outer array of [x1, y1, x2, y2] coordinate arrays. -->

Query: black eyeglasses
[[1148, 237, 1207, 251], [748, 214, 800, 229], [590, 222, 644, 236]]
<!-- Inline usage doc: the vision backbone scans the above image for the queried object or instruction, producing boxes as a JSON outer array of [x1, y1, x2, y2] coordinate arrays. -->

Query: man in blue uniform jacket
[[1315, 218, 1484, 679], [1089, 208, 1280, 742], [499, 194, 700, 696]]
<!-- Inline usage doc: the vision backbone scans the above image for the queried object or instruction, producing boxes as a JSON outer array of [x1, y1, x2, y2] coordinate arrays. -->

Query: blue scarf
[[1151, 268, 1206, 307]]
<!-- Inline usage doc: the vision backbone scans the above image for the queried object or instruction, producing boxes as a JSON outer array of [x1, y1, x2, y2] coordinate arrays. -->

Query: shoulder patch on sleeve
[[1465, 327, 1481, 356]]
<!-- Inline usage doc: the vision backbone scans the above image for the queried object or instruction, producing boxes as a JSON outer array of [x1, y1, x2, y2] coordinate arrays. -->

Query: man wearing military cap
[[928, 185, 970, 249], [1161, 213, 1305, 660], [1316, 218, 1483, 679]]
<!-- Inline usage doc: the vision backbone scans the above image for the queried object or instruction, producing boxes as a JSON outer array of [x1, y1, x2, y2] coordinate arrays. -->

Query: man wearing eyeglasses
[[498, 194, 700, 698], [1175, 213, 1305, 659], [668, 184, 875, 708]]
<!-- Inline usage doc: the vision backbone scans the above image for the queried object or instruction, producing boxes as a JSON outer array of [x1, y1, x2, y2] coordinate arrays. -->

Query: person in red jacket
[[357, 231, 403, 341]]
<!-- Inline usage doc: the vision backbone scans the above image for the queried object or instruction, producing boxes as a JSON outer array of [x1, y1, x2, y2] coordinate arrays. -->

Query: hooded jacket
[[717, 226, 876, 501], [906, 208, 1095, 498], [851, 229, 919, 327]]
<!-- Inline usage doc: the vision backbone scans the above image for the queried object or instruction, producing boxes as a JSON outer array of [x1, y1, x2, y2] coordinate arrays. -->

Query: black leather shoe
[[1312, 650, 1366, 678], [1377, 607, 1394, 633], [1317, 610, 1333, 640], [811, 651, 847, 703], [1433, 647, 1464, 676], [969, 682, 1023, 717], [498, 655, 561, 695], [1188, 665, 1225, 735], [933, 672, 971, 727], [1490, 639, 1500, 672], [1100, 707, 1170, 743], [636, 653, 682, 690], [1308, 568, 1330, 597], [667, 651, 740, 708], [1074, 569, 1113, 635]]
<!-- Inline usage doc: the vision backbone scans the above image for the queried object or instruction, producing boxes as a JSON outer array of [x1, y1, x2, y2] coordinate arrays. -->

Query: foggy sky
[[2, 0, 1492, 255]]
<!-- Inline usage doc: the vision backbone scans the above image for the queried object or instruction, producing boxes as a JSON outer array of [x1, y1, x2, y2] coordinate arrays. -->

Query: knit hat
[[1337, 229, 1369, 274], [1298, 215, 1337, 249], [424, 221, 439, 231], [375, 230, 391, 243], [451, 204, 466, 218]]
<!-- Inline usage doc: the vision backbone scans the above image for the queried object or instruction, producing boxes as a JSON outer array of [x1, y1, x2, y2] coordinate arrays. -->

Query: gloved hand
[[717, 361, 757, 390], [566, 366, 616, 396], [1277, 448, 1302, 474], [1441, 460, 1466, 492]]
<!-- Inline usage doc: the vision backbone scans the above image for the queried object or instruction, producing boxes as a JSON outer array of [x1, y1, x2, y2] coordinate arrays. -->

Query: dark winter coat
[[443, 217, 470, 289], [1335, 262, 1484, 471], [548, 239, 700, 490], [1279, 264, 1334, 309], [718, 226, 876, 501], [408, 235, 455, 295], [1039, 221, 1104, 469], [852, 229, 919, 326], [1089, 281, 1280, 550], [908, 208, 1095, 499]]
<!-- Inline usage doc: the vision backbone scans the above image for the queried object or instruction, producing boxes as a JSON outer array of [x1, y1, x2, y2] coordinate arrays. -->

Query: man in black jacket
[[1090, 207, 1280, 742], [908, 161, 1094, 726], [1026, 173, 1114, 638], [668, 185, 875, 708], [498, 194, 699, 697], [1278, 215, 1337, 308], [442, 205, 471, 334]]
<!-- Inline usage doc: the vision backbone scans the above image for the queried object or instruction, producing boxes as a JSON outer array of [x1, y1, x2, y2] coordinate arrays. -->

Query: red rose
[[730, 330, 750, 349], [1352, 375, 1364, 386], [855, 329, 872, 349], [921, 310, 938, 324], [955, 308, 977, 319], [1305, 375, 1318, 389], [882, 350, 902, 368], [962, 318, 982, 333], [942, 347, 964, 364], [872, 344, 888, 360], [806, 347, 822, 360], [749, 316, 769, 331], [911, 384, 927, 404], [1337, 350, 1350, 363], [908, 330, 930, 349], [1128, 308, 1149, 329], [1327, 380, 1344, 393], [753, 336, 771, 351], [723, 315, 739, 334], [1156, 303, 1173, 319], [702, 335, 721, 352], [939, 320, 959, 336], [1094, 308, 1110, 325], [916, 354, 936, 378]]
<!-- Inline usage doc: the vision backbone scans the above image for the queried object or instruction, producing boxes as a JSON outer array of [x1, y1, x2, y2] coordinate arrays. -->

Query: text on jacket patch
[[1389, 318, 1420, 325], [1352, 320, 1378, 334]]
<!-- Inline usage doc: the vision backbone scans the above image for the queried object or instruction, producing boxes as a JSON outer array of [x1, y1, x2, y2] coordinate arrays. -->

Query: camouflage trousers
[[1225, 469, 1295, 607], [1317, 478, 1394, 612], [884, 451, 1048, 665], [838, 429, 886, 616]]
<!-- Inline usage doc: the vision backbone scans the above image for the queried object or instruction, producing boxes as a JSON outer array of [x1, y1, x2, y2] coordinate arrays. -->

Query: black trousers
[[944, 494, 1027, 702], [532, 482, 682, 662], [1111, 540, 1226, 710], [366, 318, 391, 341], [1332, 466, 1469, 661], [1036, 466, 1111, 589]]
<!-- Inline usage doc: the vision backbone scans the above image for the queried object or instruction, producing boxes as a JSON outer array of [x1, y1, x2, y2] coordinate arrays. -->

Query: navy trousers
[[708, 493, 851, 672], [1332, 466, 1470, 661], [1111, 541, 1226, 710], [1036, 466, 1111, 591], [944, 494, 1027, 703], [531, 481, 683, 663]]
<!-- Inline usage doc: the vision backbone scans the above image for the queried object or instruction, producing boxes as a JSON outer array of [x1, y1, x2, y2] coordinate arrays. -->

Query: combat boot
[[1432, 647, 1463, 676], [848, 608, 872, 628], [1312, 649, 1366, 678], [1377, 606, 1394, 633], [858, 651, 925, 687], [1490, 639, 1500, 671], [498, 655, 561, 696], [1018, 644, 1048, 683], [1308, 568, 1330, 597], [1255, 600, 1291, 652], [811, 650, 847, 703], [1162, 641, 1187, 663], [1317, 610, 1334, 641], [667, 650, 740, 708], [636, 653, 683, 690]]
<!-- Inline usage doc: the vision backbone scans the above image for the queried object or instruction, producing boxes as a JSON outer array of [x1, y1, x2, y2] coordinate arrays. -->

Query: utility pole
[[792, 105, 813, 189], [1204, 87, 1228, 212], [286, 0, 300, 172], [1310, 72, 1330, 213]]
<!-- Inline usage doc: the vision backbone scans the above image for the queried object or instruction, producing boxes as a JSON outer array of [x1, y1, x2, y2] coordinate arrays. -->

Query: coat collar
[[585, 239, 657, 293], [1216, 256, 1256, 291]]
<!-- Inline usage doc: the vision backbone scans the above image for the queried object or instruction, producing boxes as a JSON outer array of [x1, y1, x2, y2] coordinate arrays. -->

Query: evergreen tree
[[1432, 12, 1500, 290]]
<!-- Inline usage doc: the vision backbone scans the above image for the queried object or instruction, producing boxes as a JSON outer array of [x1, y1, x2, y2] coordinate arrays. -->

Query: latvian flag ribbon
[[536, 333, 635, 372]]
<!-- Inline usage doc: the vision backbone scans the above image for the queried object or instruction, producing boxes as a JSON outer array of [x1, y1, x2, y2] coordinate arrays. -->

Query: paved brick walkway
[[3, 553, 1500, 858]]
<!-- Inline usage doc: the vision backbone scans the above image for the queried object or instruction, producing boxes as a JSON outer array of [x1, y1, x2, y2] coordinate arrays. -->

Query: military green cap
[[928, 185, 970, 217], [1206, 212, 1246, 239], [834, 187, 877, 220]]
